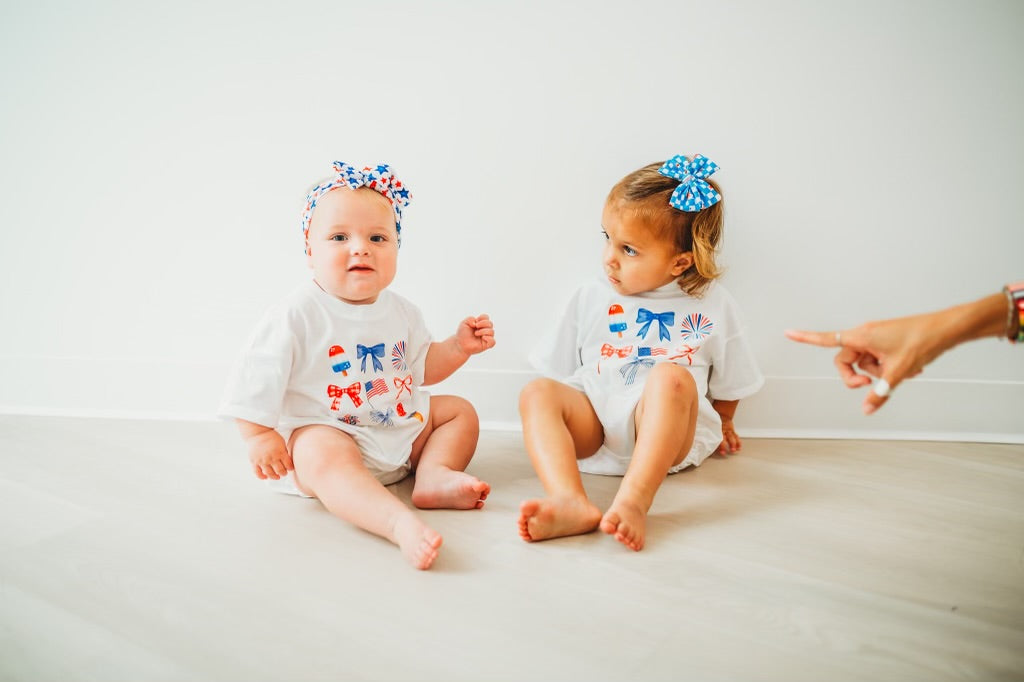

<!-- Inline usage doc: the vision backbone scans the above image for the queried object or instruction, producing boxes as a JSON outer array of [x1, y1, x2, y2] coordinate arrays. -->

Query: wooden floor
[[1, 415, 1022, 681]]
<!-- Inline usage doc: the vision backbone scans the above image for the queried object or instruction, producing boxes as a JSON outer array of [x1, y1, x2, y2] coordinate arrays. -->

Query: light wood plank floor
[[1, 415, 1022, 681]]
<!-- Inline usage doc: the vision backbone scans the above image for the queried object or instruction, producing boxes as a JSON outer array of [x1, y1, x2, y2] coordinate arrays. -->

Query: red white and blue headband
[[658, 154, 721, 212], [301, 161, 412, 241]]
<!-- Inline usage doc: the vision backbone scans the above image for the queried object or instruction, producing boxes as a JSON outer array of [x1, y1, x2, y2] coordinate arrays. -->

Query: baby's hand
[[245, 429, 293, 480], [716, 419, 742, 455], [455, 314, 496, 356]]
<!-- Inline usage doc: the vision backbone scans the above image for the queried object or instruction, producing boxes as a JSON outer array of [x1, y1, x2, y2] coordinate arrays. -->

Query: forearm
[[931, 292, 1008, 353], [711, 399, 739, 422], [235, 419, 276, 440], [423, 337, 471, 385]]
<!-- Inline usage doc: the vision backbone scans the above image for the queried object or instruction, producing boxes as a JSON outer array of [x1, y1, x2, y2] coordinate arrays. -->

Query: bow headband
[[658, 154, 721, 212], [301, 161, 412, 240]]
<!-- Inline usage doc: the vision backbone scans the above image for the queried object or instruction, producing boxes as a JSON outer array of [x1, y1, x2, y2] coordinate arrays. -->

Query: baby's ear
[[673, 251, 694, 276]]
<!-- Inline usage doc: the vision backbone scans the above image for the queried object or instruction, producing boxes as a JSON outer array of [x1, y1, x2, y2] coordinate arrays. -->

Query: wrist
[[238, 421, 277, 443], [450, 335, 472, 359], [1003, 282, 1024, 343], [934, 293, 1006, 350]]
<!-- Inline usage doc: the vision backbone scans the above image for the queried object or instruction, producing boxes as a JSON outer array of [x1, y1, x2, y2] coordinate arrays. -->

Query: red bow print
[[394, 375, 413, 398], [327, 382, 363, 408], [598, 343, 634, 374], [669, 345, 700, 366]]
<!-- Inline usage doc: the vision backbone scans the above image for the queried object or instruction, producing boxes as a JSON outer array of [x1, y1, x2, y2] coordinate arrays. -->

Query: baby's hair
[[607, 161, 724, 297]]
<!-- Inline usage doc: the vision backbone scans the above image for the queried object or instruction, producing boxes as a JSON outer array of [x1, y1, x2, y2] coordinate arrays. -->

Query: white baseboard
[[1, 358, 1021, 443], [435, 370, 1024, 444]]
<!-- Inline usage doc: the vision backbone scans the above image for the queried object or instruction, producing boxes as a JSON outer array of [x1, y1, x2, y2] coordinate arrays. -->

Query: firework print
[[391, 341, 408, 372], [680, 313, 713, 342]]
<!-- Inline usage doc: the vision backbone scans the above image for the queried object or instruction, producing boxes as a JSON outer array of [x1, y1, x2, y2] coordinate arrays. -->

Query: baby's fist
[[457, 314, 496, 355]]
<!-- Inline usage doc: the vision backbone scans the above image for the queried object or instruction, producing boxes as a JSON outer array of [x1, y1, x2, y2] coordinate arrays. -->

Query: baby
[[518, 154, 763, 551], [220, 161, 494, 569]]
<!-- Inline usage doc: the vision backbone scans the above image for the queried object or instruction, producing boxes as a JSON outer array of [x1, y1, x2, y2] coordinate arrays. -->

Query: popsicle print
[[329, 345, 351, 376], [608, 304, 627, 337]]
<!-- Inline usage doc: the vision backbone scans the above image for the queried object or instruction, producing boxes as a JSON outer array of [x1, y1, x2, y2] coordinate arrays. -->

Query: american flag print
[[364, 378, 389, 400]]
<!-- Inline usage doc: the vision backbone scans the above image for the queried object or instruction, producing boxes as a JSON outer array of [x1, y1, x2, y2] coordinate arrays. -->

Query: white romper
[[530, 277, 764, 475], [219, 281, 433, 491]]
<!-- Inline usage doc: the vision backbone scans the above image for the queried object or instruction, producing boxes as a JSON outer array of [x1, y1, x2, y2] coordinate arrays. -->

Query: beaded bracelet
[[1004, 281, 1024, 343]]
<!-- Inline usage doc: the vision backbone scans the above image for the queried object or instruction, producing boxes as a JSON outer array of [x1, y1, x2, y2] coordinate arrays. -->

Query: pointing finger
[[785, 329, 843, 348]]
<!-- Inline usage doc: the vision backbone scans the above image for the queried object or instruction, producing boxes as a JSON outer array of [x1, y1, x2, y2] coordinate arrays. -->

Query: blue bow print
[[658, 154, 722, 212], [636, 309, 675, 342], [357, 343, 385, 373], [619, 357, 655, 386]]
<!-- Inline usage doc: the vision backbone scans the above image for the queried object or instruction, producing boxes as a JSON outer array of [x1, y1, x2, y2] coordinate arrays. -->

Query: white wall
[[2, 0, 1022, 440]]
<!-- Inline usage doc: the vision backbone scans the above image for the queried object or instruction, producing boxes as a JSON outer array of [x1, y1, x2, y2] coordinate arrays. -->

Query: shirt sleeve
[[403, 299, 433, 386], [217, 306, 295, 427], [528, 288, 582, 380], [707, 293, 765, 401]]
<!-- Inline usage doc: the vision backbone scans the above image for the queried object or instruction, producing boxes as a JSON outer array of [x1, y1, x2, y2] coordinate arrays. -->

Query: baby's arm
[[423, 314, 495, 385], [712, 399, 741, 455], [236, 419, 293, 480]]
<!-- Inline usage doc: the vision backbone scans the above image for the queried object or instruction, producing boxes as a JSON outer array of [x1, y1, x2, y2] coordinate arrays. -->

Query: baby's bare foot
[[393, 514, 443, 570], [411, 469, 490, 510], [518, 497, 602, 542], [600, 499, 647, 551]]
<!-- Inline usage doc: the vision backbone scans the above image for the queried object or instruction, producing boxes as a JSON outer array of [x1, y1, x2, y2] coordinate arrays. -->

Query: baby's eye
[[370, 234, 388, 243], [601, 230, 609, 240], [623, 245, 638, 256], [330, 234, 348, 242]]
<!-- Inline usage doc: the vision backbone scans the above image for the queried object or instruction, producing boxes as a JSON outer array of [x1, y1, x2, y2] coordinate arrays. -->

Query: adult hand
[[786, 292, 1012, 414], [785, 312, 942, 415]]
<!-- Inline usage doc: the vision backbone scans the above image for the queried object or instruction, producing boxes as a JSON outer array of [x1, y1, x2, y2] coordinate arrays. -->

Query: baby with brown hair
[[518, 154, 764, 551]]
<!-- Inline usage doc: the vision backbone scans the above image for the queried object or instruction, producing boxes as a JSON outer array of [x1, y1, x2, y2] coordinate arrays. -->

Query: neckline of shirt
[[306, 280, 394, 320]]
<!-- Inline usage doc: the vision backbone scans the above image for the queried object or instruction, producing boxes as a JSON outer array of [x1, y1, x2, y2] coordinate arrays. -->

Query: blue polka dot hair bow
[[658, 154, 721, 212], [301, 161, 412, 241]]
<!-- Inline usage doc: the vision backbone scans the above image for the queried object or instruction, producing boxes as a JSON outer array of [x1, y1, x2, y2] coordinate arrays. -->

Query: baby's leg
[[291, 425, 441, 570], [601, 363, 698, 551], [409, 395, 490, 510], [517, 379, 604, 542]]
